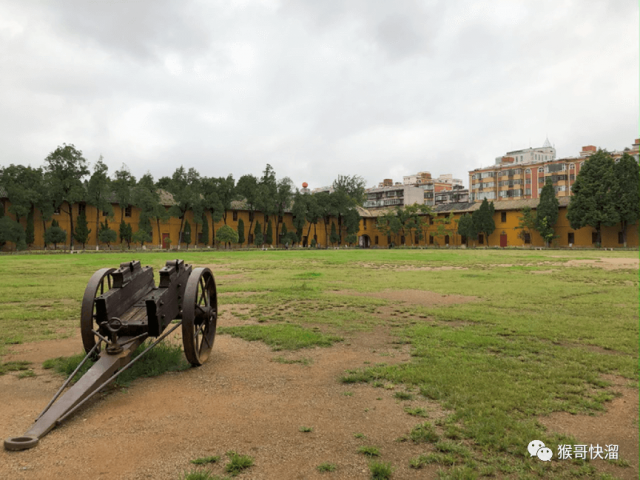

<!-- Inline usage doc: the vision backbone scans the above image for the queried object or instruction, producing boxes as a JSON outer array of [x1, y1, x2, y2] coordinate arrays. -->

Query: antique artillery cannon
[[4, 259, 217, 451]]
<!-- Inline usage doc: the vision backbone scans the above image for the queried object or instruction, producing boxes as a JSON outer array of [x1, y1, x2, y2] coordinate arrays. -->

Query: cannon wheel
[[81, 268, 115, 357], [182, 267, 217, 366]]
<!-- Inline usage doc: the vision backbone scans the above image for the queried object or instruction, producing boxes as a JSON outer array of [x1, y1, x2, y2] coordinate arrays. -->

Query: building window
[[591, 232, 598, 244], [570, 163, 575, 170], [461, 235, 466, 244], [124, 205, 132, 218], [78, 203, 86, 215], [233, 211, 238, 221], [524, 232, 531, 244], [618, 232, 624, 244], [102, 210, 108, 217], [429, 235, 434, 245], [429, 217, 434, 225], [501, 212, 507, 222], [401, 236, 405, 245], [53, 204, 60, 215], [538, 167, 544, 173], [278, 215, 283, 223], [478, 234, 484, 245], [249, 212, 254, 222], [264, 214, 269, 223], [525, 168, 531, 174], [444, 235, 449, 245]]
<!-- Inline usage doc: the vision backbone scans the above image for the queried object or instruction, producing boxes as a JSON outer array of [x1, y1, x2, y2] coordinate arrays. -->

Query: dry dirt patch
[[332, 289, 477, 307], [0, 327, 450, 480], [538, 375, 639, 480]]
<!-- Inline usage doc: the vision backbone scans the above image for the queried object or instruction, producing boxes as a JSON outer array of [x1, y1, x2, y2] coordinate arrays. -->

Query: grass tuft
[[404, 407, 428, 417], [409, 422, 439, 443], [358, 446, 380, 457], [394, 391, 414, 400], [299, 426, 313, 432], [369, 460, 393, 479], [317, 462, 337, 472], [271, 356, 312, 365], [0, 360, 31, 375], [224, 451, 253, 476], [191, 456, 220, 465]]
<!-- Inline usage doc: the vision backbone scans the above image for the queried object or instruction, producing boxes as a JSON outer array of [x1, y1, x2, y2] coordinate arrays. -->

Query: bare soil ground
[[1, 328, 450, 480], [0, 287, 635, 479]]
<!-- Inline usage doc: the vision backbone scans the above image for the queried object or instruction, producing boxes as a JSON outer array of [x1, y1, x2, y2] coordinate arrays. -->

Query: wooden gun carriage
[[4, 259, 217, 451]]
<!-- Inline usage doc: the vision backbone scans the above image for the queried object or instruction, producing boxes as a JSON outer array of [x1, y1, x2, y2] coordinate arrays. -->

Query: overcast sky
[[1, 0, 637, 190]]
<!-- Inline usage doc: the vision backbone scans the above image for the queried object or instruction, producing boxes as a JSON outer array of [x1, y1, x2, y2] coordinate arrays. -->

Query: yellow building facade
[[0, 197, 637, 251]]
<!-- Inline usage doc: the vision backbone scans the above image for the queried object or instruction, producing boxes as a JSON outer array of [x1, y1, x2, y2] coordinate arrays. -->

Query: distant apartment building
[[400, 171, 463, 206], [435, 185, 469, 205], [469, 139, 639, 202], [363, 184, 424, 209]]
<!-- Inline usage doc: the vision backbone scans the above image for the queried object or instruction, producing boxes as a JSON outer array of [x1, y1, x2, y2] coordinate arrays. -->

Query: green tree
[[183, 220, 192, 249], [567, 150, 618, 246], [237, 174, 259, 239], [475, 199, 496, 246], [265, 220, 273, 245], [216, 224, 239, 248], [215, 175, 237, 225], [237, 218, 245, 245], [274, 177, 294, 245], [291, 192, 307, 241], [285, 231, 298, 246], [0, 216, 27, 250], [86, 157, 113, 246], [132, 228, 152, 247], [535, 179, 559, 247], [44, 144, 90, 249], [201, 177, 225, 245], [517, 207, 536, 244], [166, 166, 200, 246], [119, 220, 133, 248], [329, 222, 340, 246], [25, 209, 34, 246], [254, 221, 263, 247], [457, 213, 476, 247], [612, 153, 639, 247], [133, 214, 153, 247], [134, 173, 168, 248], [98, 219, 117, 248], [112, 164, 136, 223], [280, 222, 288, 244], [45, 219, 67, 250], [200, 212, 210, 246], [256, 165, 278, 236], [73, 211, 91, 249], [305, 194, 323, 243]]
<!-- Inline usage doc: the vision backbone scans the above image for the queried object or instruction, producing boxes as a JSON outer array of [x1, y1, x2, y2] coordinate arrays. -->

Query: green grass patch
[[409, 422, 439, 443], [0, 360, 31, 375], [317, 462, 337, 472], [299, 426, 313, 432], [369, 460, 393, 479], [394, 391, 414, 400], [43, 342, 190, 386], [358, 446, 380, 457], [404, 407, 428, 417], [219, 324, 342, 350], [224, 451, 254, 476]]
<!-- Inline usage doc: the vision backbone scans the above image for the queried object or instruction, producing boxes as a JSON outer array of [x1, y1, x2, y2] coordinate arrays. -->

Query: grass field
[[0, 248, 637, 479]]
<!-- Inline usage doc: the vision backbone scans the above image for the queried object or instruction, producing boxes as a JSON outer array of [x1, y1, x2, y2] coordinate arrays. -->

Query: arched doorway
[[359, 235, 371, 248]]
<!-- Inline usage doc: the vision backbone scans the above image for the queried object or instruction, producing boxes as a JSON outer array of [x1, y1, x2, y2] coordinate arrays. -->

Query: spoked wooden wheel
[[80, 268, 115, 357], [182, 268, 218, 366]]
